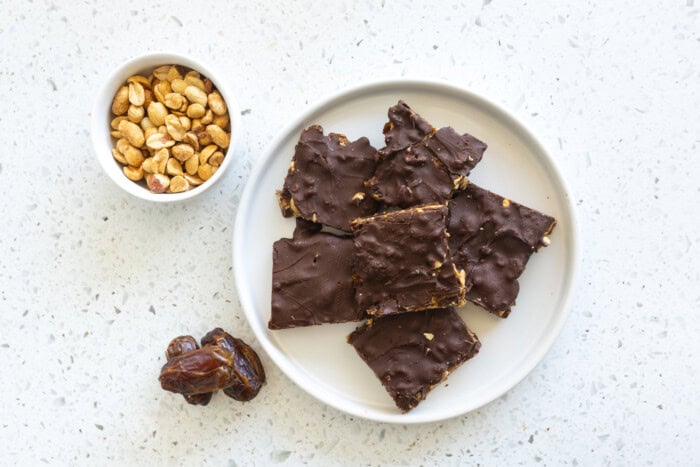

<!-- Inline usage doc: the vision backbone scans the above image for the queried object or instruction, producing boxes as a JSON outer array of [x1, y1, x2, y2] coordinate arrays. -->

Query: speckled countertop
[[1, 1, 698, 465]]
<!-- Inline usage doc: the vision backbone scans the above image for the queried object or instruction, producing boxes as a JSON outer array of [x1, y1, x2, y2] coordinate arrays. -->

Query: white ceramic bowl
[[91, 52, 241, 202]]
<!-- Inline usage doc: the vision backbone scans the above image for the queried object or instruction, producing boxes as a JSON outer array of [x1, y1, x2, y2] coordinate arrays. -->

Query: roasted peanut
[[144, 127, 158, 141], [122, 143, 144, 167], [212, 113, 229, 129], [197, 130, 213, 146], [200, 109, 213, 125], [147, 102, 168, 126], [165, 114, 186, 141], [143, 89, 154, 108], [199, 145, 217, 165], [111, 116, 128, 130], [118, 120, 145, 148], [153, 81, 172, 105], [166, 65, 182, 82], [208, 91, 227, 115], [206, 124, 229, 148], [153, 148, 169, 173], [127, 75, 151, 89], [140, 117, 155, 130], [197, 164, 213, 181], [169, 175, 190, 193], [184, 174, 204, 186], [123, 165, 144, 181], [111, 86, 129, 115], [178, 116, 191, 131], [170, 78, 188, 94], [185, 152, 199, 175], [185, 74, 205, 91], [112, 147, 127, 165], [141, 157, 157, 174], [127, 104, 144, 123], [166, 158, 184, 176], [171, 143, 194, 162], [186, 103, 206, 119], [209, 151, 224, 167], [152, 65, 170, 81], [146, 132, 175, 150], [184, 85, 207, 106], [146, 173, 170, 193], [164, 92, 185, 110], [128, 82, 145, 106], [183, 131, 200, 152]]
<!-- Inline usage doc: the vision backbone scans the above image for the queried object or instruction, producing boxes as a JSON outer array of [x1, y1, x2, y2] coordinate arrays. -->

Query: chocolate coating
[[351, 204, 467, 317], [270, 219, 364, 329], [447, 183, 556, 318], [348, 308, 481, 412], [278, 125, 379, 231], [381, 100, 435, 155]]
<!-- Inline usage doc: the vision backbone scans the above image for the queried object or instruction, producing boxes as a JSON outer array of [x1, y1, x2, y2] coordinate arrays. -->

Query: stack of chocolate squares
[[270, 101, 556, 412]]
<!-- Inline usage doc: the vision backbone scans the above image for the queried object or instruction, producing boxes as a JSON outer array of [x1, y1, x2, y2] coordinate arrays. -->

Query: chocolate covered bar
[[348, 308, 481, 412], [447, 183, 556, 317], [277, 125, 379, 231], [351, 203, 467, 317], [269, 219, 364, 329], [380, 100, 436, 155], [367, 126, 487, 208], [368, 101, 487, 208]]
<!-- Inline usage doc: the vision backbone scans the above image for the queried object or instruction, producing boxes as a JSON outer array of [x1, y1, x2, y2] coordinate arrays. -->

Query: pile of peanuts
[[110, 65, 231, 193]]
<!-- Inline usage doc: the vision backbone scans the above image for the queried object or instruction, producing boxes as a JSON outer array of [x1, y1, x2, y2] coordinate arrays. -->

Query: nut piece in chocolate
[[348, 308, 481, 412], [447, 183, 556, 317], [277, 125, 379, 231], [351, 203, 467, 317], [269, 219, 364, 329]]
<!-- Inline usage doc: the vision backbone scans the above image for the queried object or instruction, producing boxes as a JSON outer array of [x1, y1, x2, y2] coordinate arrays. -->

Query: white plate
[[233, 79, 578, 424]]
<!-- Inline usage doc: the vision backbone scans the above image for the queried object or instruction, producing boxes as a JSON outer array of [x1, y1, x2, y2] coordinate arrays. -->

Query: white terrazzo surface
[[1, 1, 698, 465]]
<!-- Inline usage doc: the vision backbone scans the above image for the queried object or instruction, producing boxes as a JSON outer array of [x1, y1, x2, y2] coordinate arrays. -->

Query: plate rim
[[233, 78, 579, 424]]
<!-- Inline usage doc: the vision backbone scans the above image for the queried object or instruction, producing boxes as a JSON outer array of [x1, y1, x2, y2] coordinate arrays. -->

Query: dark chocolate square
[[348, 308, 481, 412], [351, 203, 467, 317], [447, 183, 556, 318], [269, 219, 364, 329], [277, 125, 379, 231], [367, 126, 487, 208]]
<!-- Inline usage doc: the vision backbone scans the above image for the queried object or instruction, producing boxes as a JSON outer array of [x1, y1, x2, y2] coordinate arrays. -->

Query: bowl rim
[[90, 51, 241, 202], [233, 77, 580, 424]]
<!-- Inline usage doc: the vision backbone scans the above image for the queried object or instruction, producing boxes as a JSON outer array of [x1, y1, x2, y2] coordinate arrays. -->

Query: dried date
[[164, 336, 212, 406], [159, 346, 237, 394], [201, 328, 266, 401], [159, 327, 266, 405]]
